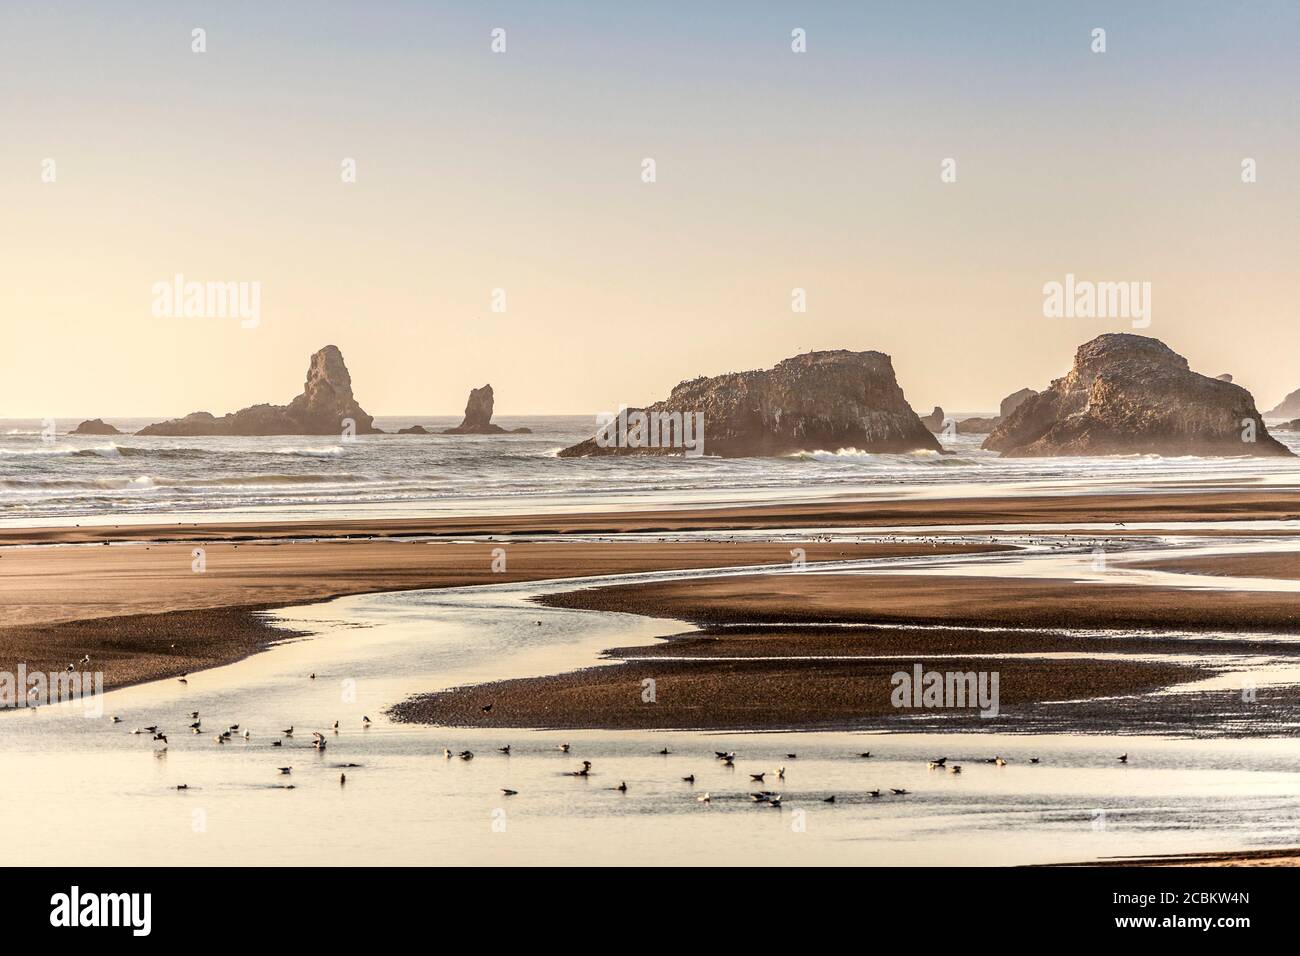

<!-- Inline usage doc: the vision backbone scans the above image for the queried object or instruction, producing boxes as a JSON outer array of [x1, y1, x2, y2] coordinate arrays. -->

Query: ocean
[[4, 416, 1300, 526]]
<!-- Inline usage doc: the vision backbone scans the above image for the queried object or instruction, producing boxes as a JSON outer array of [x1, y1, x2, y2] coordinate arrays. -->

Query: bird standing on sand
[[614, 781, 627, 792], [565, 760, 592, 777], [868, 790, 881, 798], [557, 743, 570, 753], [697, 792, 711, 804], [1118, 754, 1129, 764], [362, 716, 372, 726], [458, 750, 475, 760], [1030, 758, 1040, 764], [340, 773, 346, 786], [750, 772, 766, 782], [498, 745, 511, 755], [282, 726, 294, 737], [501, 788, 518, 796], [682, 774, 695, 784], [994, 757, 1007, 767], [823, 795, 836, 803], [278, 767, 292, 775], [658, 748, 670, 755], [858, 752, 872, 759], [271, 740, 282, 747], [891, 788, 909, 795], [481, 704, 493, 715]]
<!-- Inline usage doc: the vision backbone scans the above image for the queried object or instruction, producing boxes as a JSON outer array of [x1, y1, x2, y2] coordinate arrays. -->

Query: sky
[[3, 1, 1298, 417]]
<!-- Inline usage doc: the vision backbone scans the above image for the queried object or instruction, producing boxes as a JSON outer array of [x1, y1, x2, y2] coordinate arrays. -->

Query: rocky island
[[440, 385, 532, 435], [137, 345, 381, 437], [558, 349, 941, 458], [70, 418, 122, 435], [983, 334, 1290, 457]]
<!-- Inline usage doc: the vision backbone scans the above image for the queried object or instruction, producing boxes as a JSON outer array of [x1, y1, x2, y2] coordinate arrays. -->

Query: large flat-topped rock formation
[[559, 350, 941, 458], [983, 334, 1291, 457]]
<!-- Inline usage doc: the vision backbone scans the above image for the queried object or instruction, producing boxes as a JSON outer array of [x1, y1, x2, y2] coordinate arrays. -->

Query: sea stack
[[137, 345, 381, 436], [558, 349, 942, 458], [920, 407, 946, 432], [441, 385, 532, 435], [983, 333, 1291, 457], [70, 418, 122, 435]]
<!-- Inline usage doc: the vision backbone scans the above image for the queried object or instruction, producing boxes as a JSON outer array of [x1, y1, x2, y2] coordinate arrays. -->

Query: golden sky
[[3, 2, 1297, 417]]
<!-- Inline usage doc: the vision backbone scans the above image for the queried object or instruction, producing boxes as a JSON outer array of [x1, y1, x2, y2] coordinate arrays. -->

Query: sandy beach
[[6, 490, 1298, 722]]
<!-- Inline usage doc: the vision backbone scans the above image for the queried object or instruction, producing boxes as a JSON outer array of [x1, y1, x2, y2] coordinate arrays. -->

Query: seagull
[[858, 752, 872, 758], [658, 748, 670, 755], [458, 751, 475, 761], [111, 716, 122, 724], [332, 720, 339, 732], [228, 724, 239, 731], [697, 792, 711, 803], [823, 795, 836, 803], [271, 740, 282, 747], [243, 730, 250, 740], [175, 784, 188, 790], [362, 716, 372, 726], [929, 757, 947, 768], [178, 675, 188, 685], [777, 765, 786, 779], [188, 721, 201, 730], [994, 757, 1007, 767], [443, 748, 453, 759], [1118, 754, 1128, 764], [309, 673, 316, 680], [750, 772, 766, 782], [501, 788, 518, 796], [282, 726, 294, 737], [565, 761, 593, 777], [786, 753, 797, 759], [868, 790, 881, 798], [189, 712, 199, 719], [153, 733, 168, 744], [890, 788, 909, 795], [714, 751, 736, 760], [480, 704, 493, 715], [278, 767, 292, 775], [340, 773, 346, 786], [144, 725, 158, 733], [682, 774, 695, 784], [498, 745, 511, 754], [949, 765, 962, 774], [721, 756, 735, 767], [614, 781, 627, 792], [79, 654, 91, 665], [1029, 758, 1040, 764], [557, 743, 570, 753]]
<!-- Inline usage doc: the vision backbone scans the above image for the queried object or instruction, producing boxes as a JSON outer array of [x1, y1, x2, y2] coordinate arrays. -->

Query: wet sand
[[4, 487, 1300, 547], [0, 538, 980, 695], [394, 570, 1300, 730]]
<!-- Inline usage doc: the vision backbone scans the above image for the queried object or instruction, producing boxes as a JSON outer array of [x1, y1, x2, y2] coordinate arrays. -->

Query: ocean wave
[[0, 444, 123, 458], [272, 445, 346, 458]]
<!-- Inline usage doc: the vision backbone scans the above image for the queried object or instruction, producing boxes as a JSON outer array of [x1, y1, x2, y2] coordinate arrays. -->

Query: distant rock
[[441, 384, 532, 435], [1216, 373, 1233, 383], [999, 388, 1037, 419], [138, 345, 381, 436], [397, 425, 430, 434], [70, 418, 121, 435], [983, 334, 1291, 457], [920, 406, 945, 432], [1273, 418, 1300, 432], [558, 350, 942, 458], [1267, 388, 1300, 419], [954, 416, 998, 435]]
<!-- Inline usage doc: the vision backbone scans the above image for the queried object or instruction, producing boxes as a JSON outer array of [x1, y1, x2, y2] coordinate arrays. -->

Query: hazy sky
[[3, 1, 1298, 417]]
